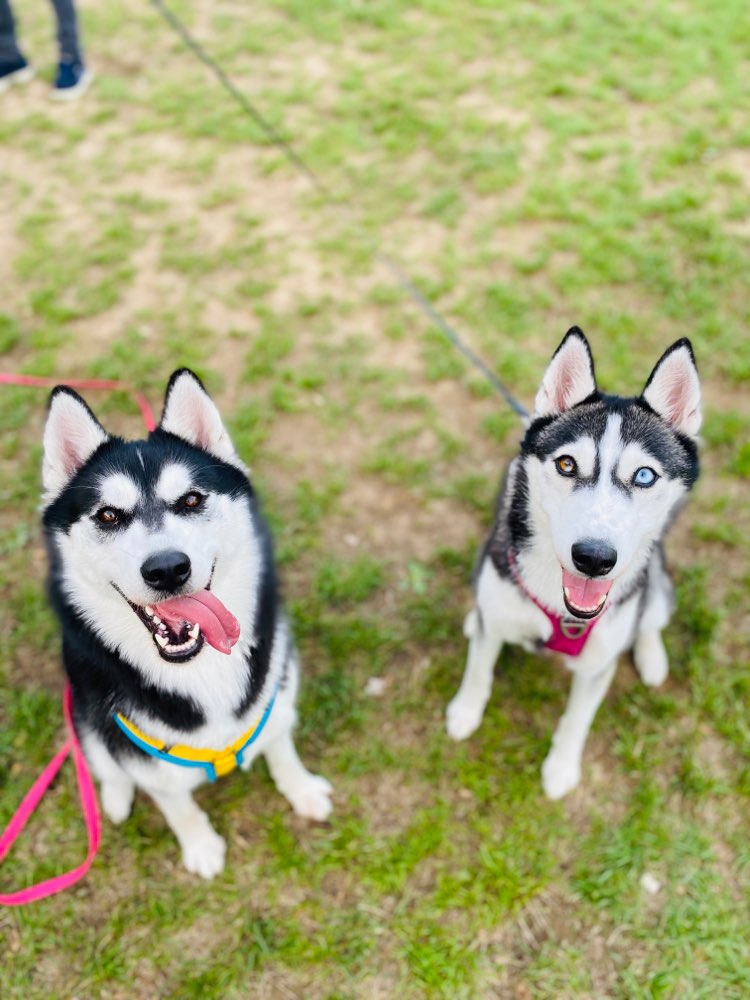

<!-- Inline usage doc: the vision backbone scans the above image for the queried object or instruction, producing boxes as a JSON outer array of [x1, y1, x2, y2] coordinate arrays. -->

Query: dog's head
[[41, 370, 258, 666], [519, 327, 700, 619]]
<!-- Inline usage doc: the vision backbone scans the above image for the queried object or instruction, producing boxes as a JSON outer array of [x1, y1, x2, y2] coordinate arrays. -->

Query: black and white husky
[[447, 328, 701, 799], [42, 370, 332, 878]]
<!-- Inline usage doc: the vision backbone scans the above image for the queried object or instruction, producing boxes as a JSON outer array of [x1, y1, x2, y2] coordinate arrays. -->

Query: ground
[[1, 1, 749, 997]]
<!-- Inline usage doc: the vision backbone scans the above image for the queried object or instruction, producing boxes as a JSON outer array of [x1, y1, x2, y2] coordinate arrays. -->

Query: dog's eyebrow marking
[[617, 442, 663, 484], [156, 463, 194, 504], [97, 472, 140, 510]]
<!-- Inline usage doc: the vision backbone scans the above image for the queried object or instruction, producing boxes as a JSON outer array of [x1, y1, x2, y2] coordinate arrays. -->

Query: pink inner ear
[[59, 420, 100, 477], [193, 410, 213, 451], [665, 376, 689, 425], [62, 439, 83, 477], [556, 366, 577, 411]]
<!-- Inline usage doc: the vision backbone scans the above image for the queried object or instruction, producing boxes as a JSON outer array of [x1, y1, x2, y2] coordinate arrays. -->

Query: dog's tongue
[[152, 590, 240, 654], [562, 570, 613, 612]]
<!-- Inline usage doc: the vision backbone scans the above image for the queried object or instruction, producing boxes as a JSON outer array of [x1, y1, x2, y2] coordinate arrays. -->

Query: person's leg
[[49, 0, 82, 62], [0, 0, 25, 65], [49, 0, 92, 98]]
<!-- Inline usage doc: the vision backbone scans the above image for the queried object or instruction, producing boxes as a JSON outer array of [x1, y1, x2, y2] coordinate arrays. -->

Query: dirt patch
[[353, 769, 434, 839]]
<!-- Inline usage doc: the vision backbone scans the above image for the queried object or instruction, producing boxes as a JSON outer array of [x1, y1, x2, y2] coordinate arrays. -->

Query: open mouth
[[116, 586, 241, 663], [562, 569, 613, 620]]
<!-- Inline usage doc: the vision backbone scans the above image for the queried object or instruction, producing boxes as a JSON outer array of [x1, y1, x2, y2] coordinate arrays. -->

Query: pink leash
[[0, 372, 156, 432], [0, 686, 101, 905], [1, 374, 155, 905]]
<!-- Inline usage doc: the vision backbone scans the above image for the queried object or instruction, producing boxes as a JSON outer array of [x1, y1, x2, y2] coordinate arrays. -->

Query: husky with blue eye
[[42, 370, 332, 879], [446, 328, 701, 798]]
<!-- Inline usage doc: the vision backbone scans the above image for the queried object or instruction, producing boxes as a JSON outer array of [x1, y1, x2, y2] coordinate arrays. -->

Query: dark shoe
[[52, 58, 93, 101], [0, 55, 34, 94]]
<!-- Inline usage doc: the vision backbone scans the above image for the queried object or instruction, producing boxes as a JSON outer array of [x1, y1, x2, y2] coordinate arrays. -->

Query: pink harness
[[1, 373, 156, 906], [507, 550, 601, 656]]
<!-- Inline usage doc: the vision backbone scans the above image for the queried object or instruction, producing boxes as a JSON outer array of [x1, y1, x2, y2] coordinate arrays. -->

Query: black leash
[[148, 0, 529, 421]]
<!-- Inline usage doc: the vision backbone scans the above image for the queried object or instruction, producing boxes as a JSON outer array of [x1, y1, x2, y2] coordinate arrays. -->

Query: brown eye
[[96, 507, 120, 525], [555, 455, 577, 477], [179, 491, 204, 511]]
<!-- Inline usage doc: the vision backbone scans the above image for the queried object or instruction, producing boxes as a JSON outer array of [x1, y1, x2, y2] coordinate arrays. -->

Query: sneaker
[[0, 55, 34, 94], [51, 58, 93, 101]]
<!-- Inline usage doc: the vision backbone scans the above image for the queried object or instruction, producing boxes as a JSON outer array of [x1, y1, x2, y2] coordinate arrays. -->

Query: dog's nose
[[140, 550, 191, 592], [571, 539, 617, 577]]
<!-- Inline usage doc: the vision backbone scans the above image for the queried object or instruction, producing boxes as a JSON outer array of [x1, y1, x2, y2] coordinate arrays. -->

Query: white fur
[[44, 376, 332, 879], [42, 392, 108, 503], [160, 372, 247, 472], [95, 472, 141, 512], [534, 332, 596, 418], [83, 646, 331, 878], [642, 344, 702, 437], [522, 415, 688, 611], [52, 490, 260, 706], [447, 339, 696, 799], [155, 463, 195, 505]]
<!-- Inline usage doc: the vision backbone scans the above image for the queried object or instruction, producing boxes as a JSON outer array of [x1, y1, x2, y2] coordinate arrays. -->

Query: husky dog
[[446, 328, 701, 798], [42, 370, 332, 878]]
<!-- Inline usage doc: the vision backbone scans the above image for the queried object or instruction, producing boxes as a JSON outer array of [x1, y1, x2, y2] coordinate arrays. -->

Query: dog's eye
[[96, 507, 121, 526], [633, 467, 658, 488], [554, 455, 577, 477], [176, 491, 205, 512]]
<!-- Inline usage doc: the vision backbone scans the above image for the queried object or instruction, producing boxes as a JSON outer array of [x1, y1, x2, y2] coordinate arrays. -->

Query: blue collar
[[113, 683, 280, 782]]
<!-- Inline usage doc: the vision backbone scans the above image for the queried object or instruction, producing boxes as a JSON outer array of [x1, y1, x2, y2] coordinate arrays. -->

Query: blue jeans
[[0, 0, 82, 64]]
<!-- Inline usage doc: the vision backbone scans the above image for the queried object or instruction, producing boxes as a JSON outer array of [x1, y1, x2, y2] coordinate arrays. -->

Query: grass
[[1, 0, 749, 997]]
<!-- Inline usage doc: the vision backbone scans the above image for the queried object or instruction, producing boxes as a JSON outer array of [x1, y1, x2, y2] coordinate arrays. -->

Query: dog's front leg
[[148, 787, 227, 879], [446, 607, 503, 741], [542, 660, 616, 799], [264, 729, 333, 822]]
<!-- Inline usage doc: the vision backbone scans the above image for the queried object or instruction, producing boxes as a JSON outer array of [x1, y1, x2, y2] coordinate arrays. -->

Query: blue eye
[[633, 467, 658, 487]]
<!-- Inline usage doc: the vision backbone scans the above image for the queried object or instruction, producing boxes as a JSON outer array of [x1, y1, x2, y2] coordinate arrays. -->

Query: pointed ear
[[160, 369, 244, 469], [534, 326, 597, 418], [43, 387, 109, 503], [641, 339, 701, 437]]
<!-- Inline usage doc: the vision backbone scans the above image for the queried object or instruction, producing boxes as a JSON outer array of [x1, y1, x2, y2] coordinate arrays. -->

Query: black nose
[[140, 550, 191, 592], [571, 539, 617, 577]]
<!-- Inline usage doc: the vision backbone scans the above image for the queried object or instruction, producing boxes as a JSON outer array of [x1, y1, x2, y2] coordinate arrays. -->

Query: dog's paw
[[446, 696, 483, 741], [541, 751, 581, 800], [101, 780, 135, 825], [182, 828, 227, 880], [285, 774, 333, 822], [634, 633, 669, 687]]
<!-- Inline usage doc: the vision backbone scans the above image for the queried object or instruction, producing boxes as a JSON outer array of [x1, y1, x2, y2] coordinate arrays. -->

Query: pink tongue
[[152, 590, 240, 655], [562, 570, 613, 611]]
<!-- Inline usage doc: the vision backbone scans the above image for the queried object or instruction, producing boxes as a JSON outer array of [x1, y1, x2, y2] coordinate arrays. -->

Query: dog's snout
[[571, 539, 617, 578], [141, 550, 191, 592]]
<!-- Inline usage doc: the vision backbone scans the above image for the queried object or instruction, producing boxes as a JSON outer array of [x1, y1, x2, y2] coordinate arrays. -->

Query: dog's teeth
[[154, 633, 168, 648], [188, 623, 200, 640], [145, 606, 154, 616], [152, 616, 162, 625]]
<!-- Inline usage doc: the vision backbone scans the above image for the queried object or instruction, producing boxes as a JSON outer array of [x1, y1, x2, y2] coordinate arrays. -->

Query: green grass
[[2, 0, 749, 997]]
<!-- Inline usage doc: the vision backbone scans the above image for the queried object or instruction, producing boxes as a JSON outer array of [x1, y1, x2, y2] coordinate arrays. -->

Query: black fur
[[484, 348, 699, 592], [44, 415, 281, 760]]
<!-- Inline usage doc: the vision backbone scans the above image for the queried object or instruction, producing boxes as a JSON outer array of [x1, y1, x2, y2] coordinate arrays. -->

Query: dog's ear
[[641, 339, 701, 437], [43, 387, 109, 502], [534, 326, 597, 418], [160, 369, 245, 469]]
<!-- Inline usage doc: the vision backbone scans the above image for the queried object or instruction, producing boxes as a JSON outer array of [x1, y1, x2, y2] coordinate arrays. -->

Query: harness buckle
[[560, 617, 589, 640], [212, 748, 239, 778]]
